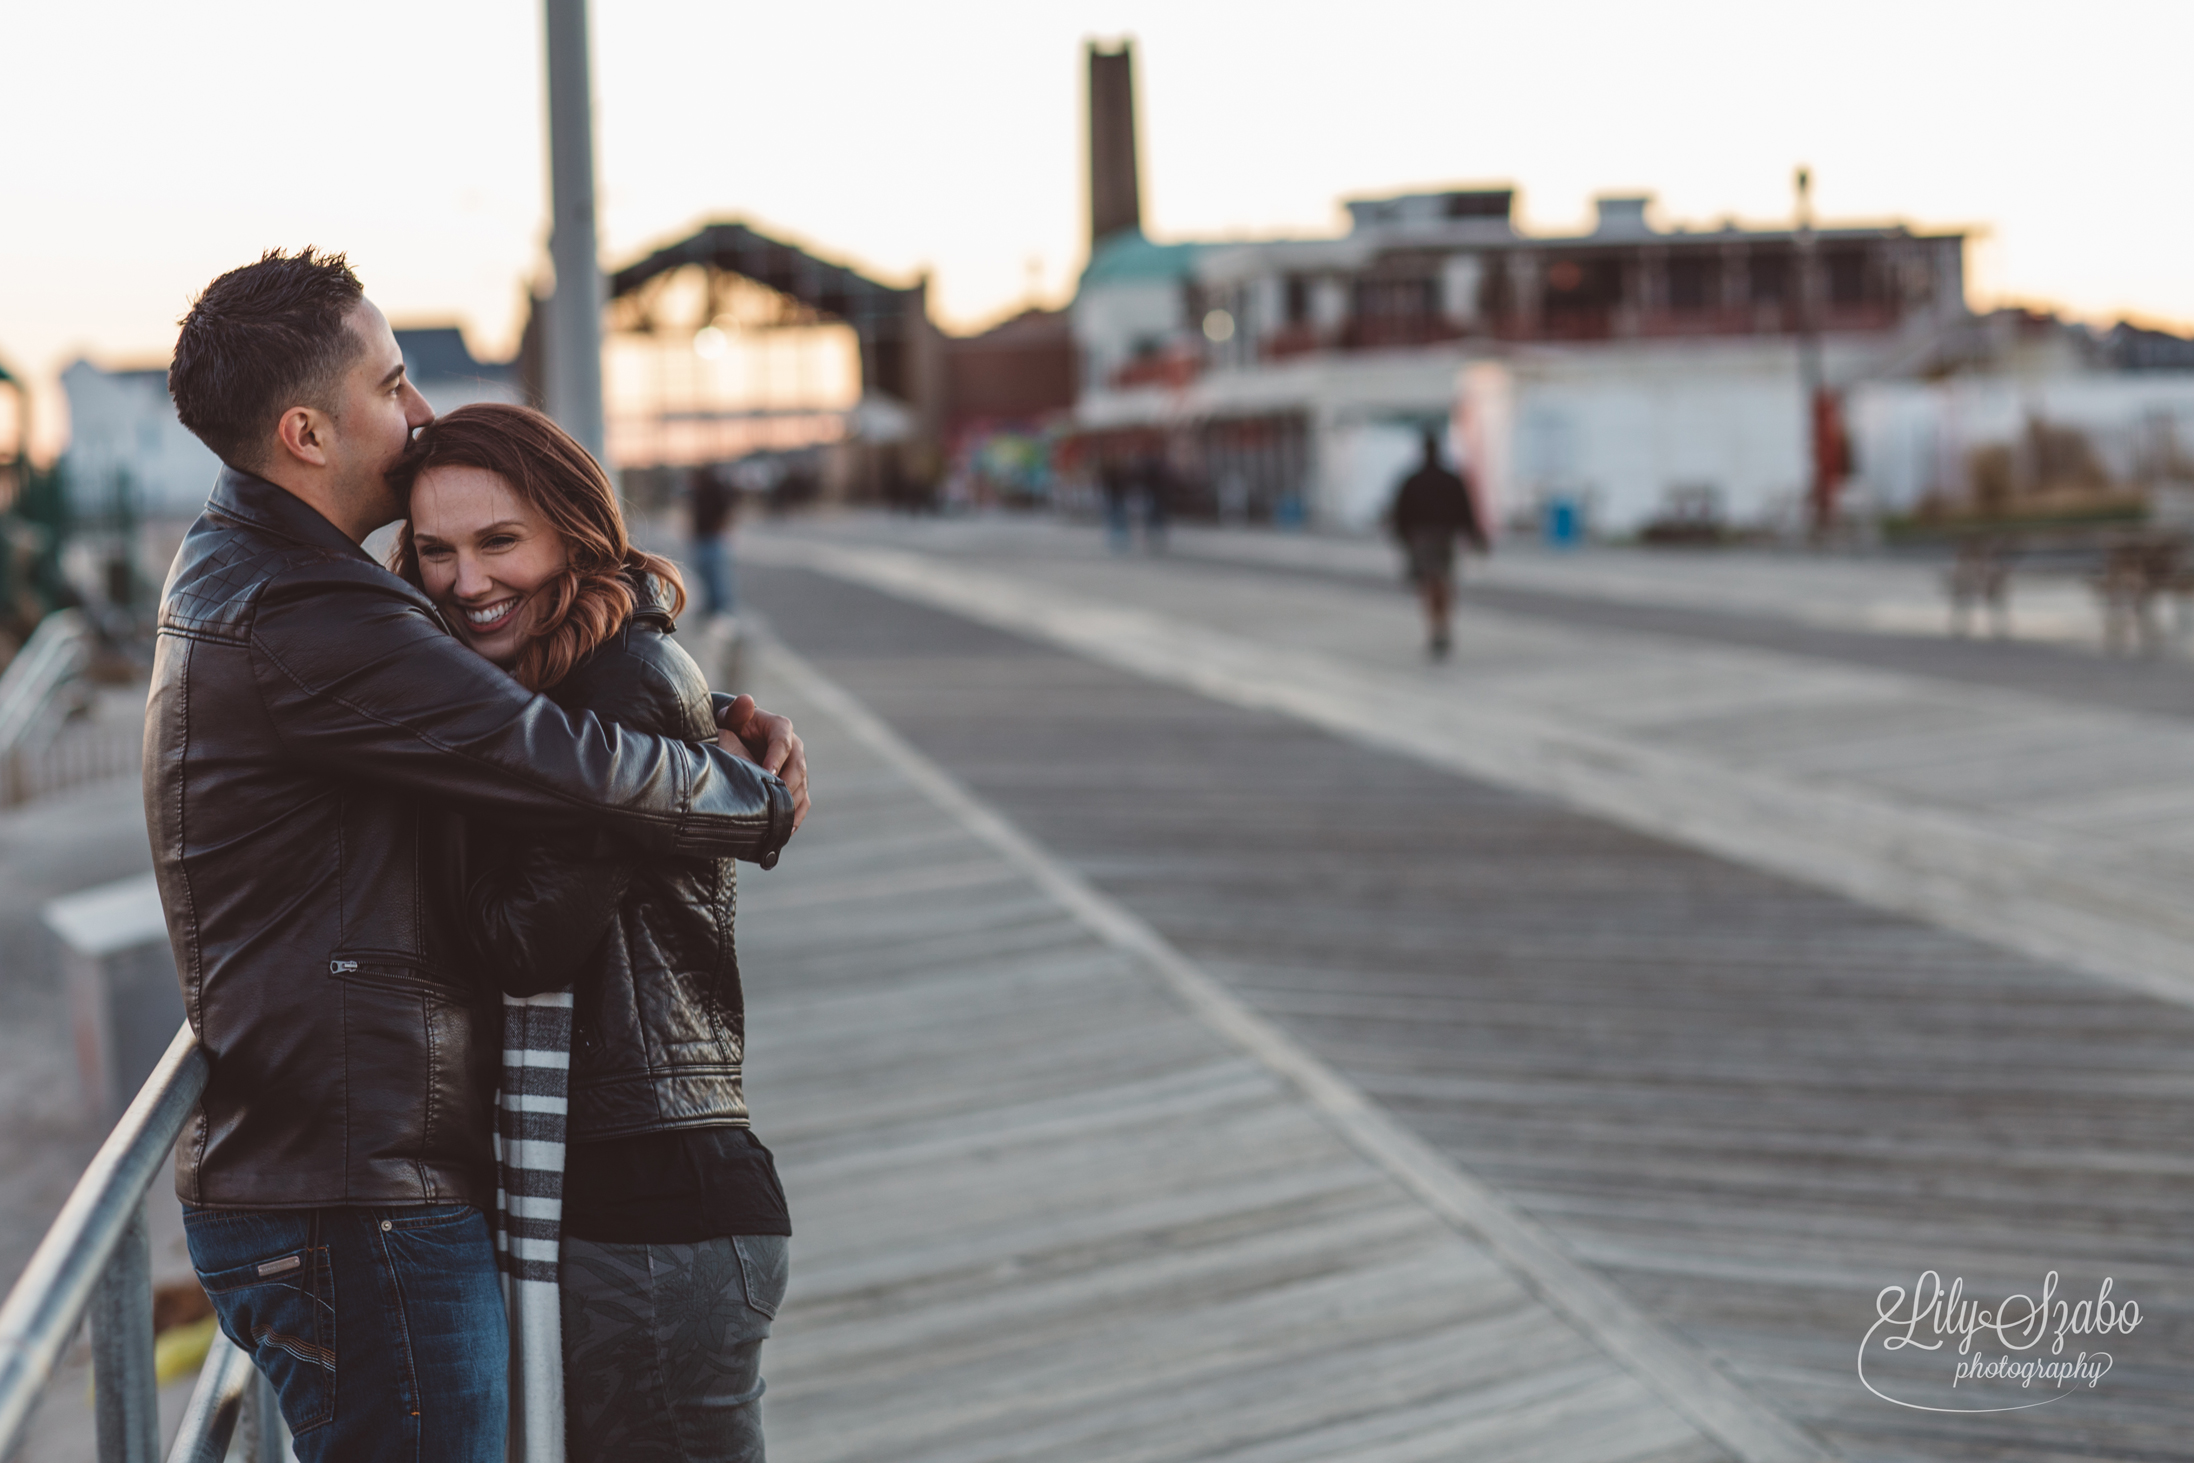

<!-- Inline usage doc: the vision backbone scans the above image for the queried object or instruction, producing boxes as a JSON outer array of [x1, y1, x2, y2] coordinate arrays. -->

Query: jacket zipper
[[327, 955, 450, 998]]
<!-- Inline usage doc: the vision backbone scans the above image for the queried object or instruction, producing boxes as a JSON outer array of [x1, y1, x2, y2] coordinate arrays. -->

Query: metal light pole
[[543, 0, 607, 464]]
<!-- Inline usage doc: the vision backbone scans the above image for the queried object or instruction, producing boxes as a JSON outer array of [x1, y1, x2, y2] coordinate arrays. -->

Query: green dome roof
[[1079, 229, 1201, 287]]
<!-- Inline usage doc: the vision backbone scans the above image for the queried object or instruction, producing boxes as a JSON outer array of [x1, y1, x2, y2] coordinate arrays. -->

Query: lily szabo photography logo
[[1860, 1271, 2140, 1413]]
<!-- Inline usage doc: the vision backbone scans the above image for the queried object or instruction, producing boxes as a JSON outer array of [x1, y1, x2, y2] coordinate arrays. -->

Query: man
[[150, 249, 809, 1462], [1387, 429, 1487, 659]]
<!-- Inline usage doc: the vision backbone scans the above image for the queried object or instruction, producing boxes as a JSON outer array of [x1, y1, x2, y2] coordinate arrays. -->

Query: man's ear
[[273, 406, 332, 469]]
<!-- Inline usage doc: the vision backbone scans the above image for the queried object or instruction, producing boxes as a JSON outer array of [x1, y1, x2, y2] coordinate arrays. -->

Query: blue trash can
[[1544, 496, 1582, 548]]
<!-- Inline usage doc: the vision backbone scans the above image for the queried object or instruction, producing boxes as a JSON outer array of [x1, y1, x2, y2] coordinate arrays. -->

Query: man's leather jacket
[[462, 575, 760, 1143], [146, 469, 794, 1210]]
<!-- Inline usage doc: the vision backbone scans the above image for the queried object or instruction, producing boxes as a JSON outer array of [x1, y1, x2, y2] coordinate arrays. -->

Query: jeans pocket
[[731, 1234, 788, 1320], [383, 1203, 478, 1231], [192, 1237, 337, 1434]]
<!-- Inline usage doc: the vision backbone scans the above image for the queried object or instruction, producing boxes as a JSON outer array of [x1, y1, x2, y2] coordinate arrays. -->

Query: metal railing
[[0, 608, 104, 808], [0, 608, 92, 755], [0, 1022, 285, 1463]]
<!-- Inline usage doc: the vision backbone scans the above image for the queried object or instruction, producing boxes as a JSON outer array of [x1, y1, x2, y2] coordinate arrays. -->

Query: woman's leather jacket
[[464, 577, 764, 1141]]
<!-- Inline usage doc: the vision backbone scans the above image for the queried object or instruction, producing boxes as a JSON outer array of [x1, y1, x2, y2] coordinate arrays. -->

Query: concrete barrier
[[43, 874, 181, 1124]]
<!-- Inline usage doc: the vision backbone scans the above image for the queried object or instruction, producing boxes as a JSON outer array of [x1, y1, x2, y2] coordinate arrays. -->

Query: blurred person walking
[[152, 250, 806, 1463], [395, 404, 794, 1462], [1100, 449, 1133, 552], [1138, 443, 1171, 553], [688, 465, 738, 617], [1386, 430, 1486, 659]]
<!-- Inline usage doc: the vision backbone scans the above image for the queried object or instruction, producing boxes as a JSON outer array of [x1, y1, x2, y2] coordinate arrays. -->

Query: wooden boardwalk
[[745, 525, 2194, 1012], [736, 648, 1762, 1463], [737, 542, 2194, 1463]]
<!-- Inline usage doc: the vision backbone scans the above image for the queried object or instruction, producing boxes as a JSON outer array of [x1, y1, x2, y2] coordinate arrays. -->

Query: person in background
[[1387, 430, 1487, 660], [688, 464, 737, 617], [1100, 448, 1133, 552], [1137, 442, 1171, 553]]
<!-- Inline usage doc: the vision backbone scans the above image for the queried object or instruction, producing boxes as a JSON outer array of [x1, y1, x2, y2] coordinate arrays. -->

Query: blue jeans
[[690, 536, 736, 617], [183, 1203, 507, 1463]]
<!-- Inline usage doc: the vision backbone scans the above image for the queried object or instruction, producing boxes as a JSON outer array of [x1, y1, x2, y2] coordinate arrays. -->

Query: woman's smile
[[459, 596, 522, 632]]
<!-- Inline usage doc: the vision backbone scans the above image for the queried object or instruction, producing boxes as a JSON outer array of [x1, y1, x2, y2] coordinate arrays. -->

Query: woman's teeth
[[465, 599, 516, 627]]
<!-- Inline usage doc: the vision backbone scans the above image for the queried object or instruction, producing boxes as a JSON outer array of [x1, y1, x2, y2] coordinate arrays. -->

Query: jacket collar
[[628, 566, 678, 632], [207, 466, 378, 564]]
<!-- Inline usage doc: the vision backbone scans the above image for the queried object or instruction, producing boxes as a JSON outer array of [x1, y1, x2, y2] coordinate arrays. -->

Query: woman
[[390, 403, 793, 1462]]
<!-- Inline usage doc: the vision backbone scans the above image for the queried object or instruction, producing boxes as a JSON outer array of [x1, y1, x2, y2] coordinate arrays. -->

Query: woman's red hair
[[387, 403, 686, 692]]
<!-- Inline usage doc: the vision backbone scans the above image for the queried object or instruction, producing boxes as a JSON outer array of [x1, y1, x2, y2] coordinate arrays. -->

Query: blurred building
[[1847, 311, 2194, 526], [1065, 41, 1986, 535], [59, 363, 220, 517], [393, 327, 523, 416], [564, 221, 1074, 509], [60, 328, 517, 518], [1065, 42, 2194, 538]]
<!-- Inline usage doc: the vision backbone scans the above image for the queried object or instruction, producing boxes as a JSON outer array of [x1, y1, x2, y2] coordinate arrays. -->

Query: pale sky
[[5, 0, 2190, 459]]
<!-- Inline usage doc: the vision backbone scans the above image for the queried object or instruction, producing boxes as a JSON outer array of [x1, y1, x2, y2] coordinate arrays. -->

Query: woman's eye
[[483, 535, 516, 551]]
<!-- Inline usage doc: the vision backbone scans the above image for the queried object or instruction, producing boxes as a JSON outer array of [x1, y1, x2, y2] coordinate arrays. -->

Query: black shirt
[[561, 1127, 791, 1244], [1391, 464, 1485, 547]]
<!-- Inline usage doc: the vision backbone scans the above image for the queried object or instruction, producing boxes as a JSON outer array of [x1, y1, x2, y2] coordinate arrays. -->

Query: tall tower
[[1087, 41, 1143, 246]]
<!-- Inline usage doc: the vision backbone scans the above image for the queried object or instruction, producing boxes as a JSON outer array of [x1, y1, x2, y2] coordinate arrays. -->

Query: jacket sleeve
[[464, 828, 633, 996], [246, 566, 793, 863], [464, 629, 730, 995]]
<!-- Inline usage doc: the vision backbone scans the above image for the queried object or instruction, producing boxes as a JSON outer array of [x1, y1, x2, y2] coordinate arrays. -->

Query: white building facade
[[1070, 188, 1970, 536], [61, 328, 519, 518]]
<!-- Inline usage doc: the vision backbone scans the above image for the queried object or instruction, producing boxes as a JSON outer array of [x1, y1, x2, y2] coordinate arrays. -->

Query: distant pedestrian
[[1100, 451, 1133, 552], [688, 466, 737, 616], [1137, 446, 1171, 553], [1387, 430, 1486, 659]]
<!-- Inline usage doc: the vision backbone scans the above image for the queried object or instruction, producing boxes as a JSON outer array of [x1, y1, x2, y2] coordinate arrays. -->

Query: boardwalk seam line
[[754, 631, 1835, 1463]]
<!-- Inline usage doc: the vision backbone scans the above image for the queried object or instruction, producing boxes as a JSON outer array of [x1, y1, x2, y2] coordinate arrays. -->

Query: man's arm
[[249, 569, 792, 862], [464, 831, 632, 996]]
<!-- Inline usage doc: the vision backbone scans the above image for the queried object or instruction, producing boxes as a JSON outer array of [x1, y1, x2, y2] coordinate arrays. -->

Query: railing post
[[89, 1198, 159, 1463], [243, 1367, 285, 1463]]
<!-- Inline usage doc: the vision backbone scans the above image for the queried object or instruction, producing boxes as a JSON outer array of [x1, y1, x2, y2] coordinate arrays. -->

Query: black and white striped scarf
[[492, 990, 573, 1463]]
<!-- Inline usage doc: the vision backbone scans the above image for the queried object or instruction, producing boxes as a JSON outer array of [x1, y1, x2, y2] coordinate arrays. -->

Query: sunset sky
[[4, 0, 2189, 458]]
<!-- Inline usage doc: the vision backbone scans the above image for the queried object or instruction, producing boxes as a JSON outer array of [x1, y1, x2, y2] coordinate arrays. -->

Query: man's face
[[322, 299, 434, 531]]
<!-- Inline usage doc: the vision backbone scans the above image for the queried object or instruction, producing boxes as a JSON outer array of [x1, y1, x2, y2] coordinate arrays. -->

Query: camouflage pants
[[560, 1235, 789, 1462]]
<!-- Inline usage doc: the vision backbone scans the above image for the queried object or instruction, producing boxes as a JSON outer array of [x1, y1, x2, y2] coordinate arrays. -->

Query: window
[[1353, 278, 1437, 320], [1749, 250, 1790, 305], [1667, 255, 1717, 312], [1826, 248, 1868, 307]]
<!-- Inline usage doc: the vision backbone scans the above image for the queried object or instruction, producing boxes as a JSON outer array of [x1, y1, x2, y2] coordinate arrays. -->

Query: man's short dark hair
[[169, 248, 366, 472]]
